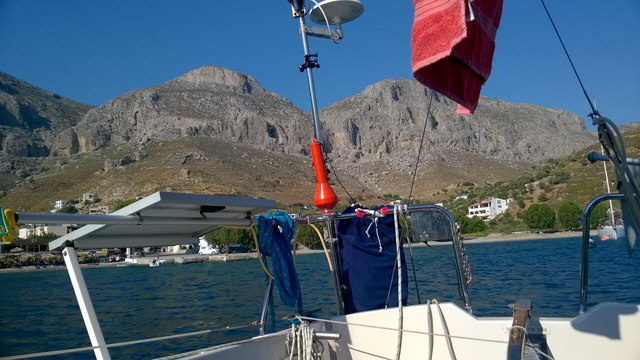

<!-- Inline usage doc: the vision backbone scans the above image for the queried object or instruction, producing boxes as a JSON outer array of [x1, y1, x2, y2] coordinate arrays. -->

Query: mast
[[600, 144, 616, 226]]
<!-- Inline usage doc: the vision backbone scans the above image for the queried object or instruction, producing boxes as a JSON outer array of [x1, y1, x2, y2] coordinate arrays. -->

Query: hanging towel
[[412, 0, 503, 114], [337, 205, 408, 314], [256, 211, 303, 313]]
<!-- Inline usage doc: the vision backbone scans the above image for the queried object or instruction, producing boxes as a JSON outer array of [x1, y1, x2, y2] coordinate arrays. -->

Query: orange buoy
[[310, 139, 338, 211]]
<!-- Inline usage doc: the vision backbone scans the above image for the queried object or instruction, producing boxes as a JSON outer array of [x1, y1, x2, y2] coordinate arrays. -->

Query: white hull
[[171, 302, 640, 360], [598, 225, 625, 240]]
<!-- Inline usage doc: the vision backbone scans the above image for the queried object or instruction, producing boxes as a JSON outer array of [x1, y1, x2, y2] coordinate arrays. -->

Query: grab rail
[[580, 193, 624, 314]]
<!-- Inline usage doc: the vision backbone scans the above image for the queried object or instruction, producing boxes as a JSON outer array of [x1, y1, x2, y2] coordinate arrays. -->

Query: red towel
[[412, 0, 503, 114]]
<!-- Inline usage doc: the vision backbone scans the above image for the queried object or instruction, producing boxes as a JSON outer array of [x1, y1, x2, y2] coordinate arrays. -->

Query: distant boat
[[598, 224, 625, 241]]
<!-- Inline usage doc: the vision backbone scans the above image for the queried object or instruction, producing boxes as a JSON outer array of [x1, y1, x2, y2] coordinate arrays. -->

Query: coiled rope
[[288, 321, 323, 360]]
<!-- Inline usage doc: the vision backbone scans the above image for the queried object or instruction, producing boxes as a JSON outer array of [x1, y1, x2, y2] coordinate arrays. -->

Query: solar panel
[[48, 192, 275, 250]]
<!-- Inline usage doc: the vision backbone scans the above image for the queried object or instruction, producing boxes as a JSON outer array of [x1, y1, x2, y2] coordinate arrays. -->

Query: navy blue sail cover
[[337, 205, 408, 314]]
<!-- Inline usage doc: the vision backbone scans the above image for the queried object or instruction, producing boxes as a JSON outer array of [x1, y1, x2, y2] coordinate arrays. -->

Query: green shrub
[[296, 223, 325, 249], [522, 204, 556, 230], [590, 203, 609, 229], [550, 171, 570, 185], [557, 201, 582, 230], [538, 193, 549, 202], [57, 204, 78, 214], [517, 198, 526, 209]]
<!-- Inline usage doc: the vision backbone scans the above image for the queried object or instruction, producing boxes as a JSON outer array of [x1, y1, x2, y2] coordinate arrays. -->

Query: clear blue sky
[[1, 0, 638, 129]]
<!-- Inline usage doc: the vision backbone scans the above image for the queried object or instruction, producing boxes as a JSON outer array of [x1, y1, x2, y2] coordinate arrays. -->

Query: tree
[[522, 203, 556, 230], [538, 193, 549, 202], [516, 198, 526, 209], [296, 223, 324, 249], [557, 201, 582, 230], [459, 216, 487, 234], [57, 204, 78, 214], [590, 203, 609, 229], [204, 227, 255, 250]]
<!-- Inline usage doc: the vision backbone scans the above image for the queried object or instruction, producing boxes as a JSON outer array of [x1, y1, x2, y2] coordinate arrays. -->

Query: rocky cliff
[[57, 66, 313, 156], [321, 79, 593, 169], [0, 71, 92, 157]]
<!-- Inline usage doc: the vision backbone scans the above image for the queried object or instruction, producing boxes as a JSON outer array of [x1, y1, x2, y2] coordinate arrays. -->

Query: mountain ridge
[[0, 66, 601, 209]]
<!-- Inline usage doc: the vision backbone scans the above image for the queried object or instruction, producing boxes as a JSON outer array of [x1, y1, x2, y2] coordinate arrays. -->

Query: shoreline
[[0, 232, 595, 273], [422, 230, 597, 247]]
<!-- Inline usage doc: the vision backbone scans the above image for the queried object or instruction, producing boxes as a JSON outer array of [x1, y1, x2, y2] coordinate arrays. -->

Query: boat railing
[[580, 151, 639, 313], [292, 204, 473, 314]]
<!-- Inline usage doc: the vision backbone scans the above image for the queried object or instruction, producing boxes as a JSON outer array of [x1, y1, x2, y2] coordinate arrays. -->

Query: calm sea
[[1, 237, 639, 359]]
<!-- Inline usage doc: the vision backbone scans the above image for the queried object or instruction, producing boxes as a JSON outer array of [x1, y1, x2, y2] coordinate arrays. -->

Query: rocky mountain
[[56, 66, 312, 156], [0, 72, 92, 157], [0, 72, 93, 190], [621, 122, 640, 133], [320, 79, 593, 194], [0, 67, 600, 209], [321, 79, 592, 166]]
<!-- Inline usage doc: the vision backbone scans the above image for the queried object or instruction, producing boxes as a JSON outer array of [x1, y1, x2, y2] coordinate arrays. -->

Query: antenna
[[288, 0, 364, 212]]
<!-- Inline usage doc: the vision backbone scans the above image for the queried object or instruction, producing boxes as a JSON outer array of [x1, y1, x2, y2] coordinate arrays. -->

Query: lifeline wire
[[538, 0, 598, 116], [324, 148, 356, 203], [296, 315, 555, 360], [0, 323, 257, 360], [408, 91, 434, 202]]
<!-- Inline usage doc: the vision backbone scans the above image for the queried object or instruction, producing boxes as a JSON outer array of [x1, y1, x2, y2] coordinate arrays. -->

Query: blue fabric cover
[[256, 211, 303, 313], [337, 205, 408, 314]]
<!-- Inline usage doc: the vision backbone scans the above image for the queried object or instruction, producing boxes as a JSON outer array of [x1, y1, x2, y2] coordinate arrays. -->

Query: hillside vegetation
[[438, 128, 640, 234]]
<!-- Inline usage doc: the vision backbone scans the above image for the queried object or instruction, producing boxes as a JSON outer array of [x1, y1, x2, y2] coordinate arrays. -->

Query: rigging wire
[[324, 148, 356, 204], [538, 0, 598, 116], [401, 212, 422, 304], [408, 91, 434, 202], [0, 322, 258, 360]]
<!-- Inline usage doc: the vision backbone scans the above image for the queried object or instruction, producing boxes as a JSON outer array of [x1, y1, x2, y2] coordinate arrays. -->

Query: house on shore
[[467, 198, 512, 220]]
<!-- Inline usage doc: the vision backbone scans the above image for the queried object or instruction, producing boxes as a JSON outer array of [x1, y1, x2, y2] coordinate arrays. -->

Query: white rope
[[510, 325, 557, 360], [289, 321, 323, 360], [426, 299, 433, 360], [289, 324, 297, 360], [393, 203, 403, 360], [432, 299, 457, 360]]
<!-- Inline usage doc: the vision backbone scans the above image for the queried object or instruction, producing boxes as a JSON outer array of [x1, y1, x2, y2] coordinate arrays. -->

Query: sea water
[[1, 237, 639, 359]]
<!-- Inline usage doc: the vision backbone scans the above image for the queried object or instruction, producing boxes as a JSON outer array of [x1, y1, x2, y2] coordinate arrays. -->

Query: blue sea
[[1, 237, 639, 359]]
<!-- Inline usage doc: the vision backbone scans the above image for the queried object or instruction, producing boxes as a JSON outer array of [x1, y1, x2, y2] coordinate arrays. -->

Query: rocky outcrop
[[62, 66, 313, 156], [320, 79, 594, 171], [0, 71, 92, 157]]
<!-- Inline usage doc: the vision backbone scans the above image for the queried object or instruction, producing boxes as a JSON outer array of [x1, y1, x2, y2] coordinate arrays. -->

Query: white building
[[455, 195, 469, 201], [467, 198, 511, 220], [82, 193, 100, 204], [53, 200, 69, 211], [18, 225, 71, 239], [89, 205, 110, 215]]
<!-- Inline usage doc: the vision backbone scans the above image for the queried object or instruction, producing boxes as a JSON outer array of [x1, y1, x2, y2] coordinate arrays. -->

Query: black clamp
[[299, 54, 319, 72]]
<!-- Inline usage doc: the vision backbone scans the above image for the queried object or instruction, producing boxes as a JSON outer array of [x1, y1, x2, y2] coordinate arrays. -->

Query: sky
[[0, 0, 638, 129]]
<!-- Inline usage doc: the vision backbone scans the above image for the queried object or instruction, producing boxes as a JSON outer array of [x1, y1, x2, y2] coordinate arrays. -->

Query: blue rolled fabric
[[337, 205, 408, 314], [256, 211, 303, 313]]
